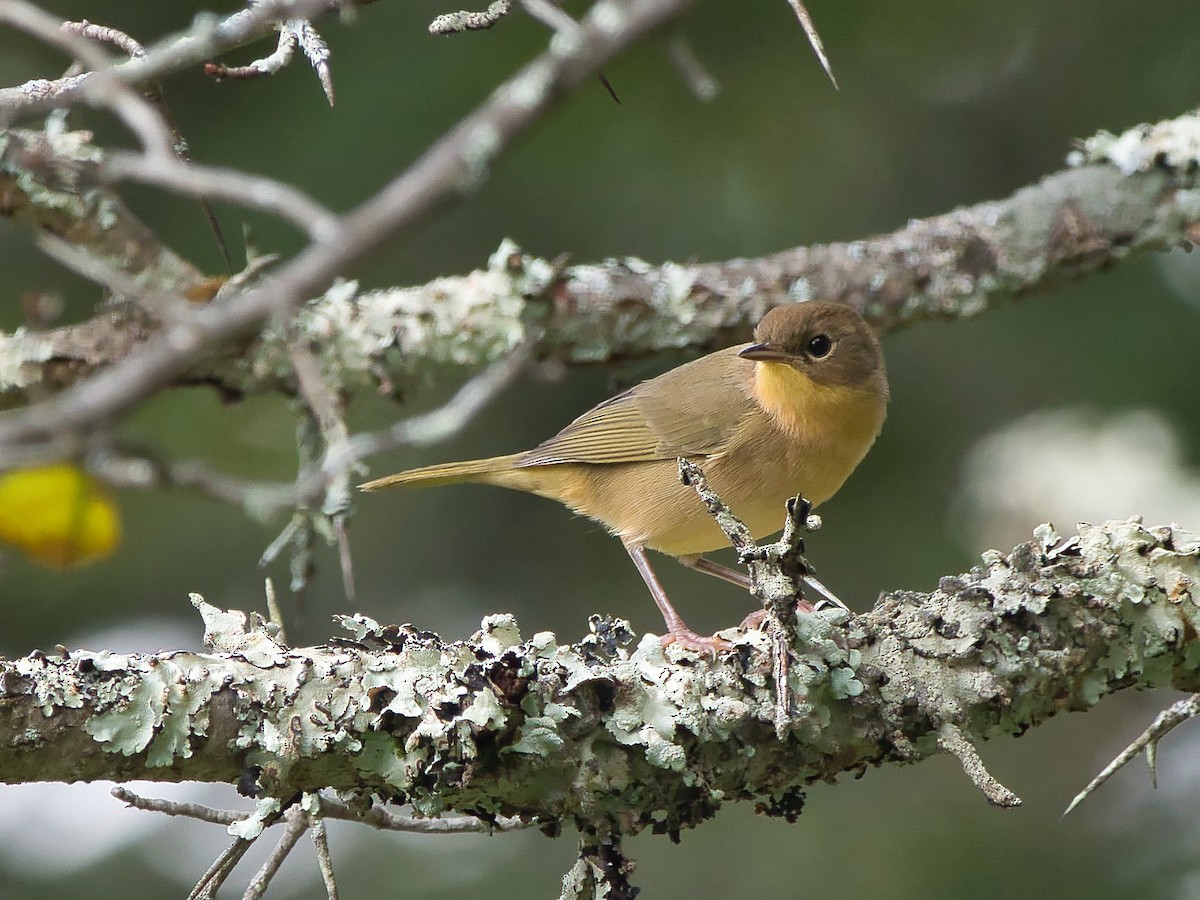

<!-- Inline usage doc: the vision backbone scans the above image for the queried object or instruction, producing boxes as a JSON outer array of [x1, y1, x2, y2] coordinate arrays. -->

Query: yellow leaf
[[0, 464, 122, 568]]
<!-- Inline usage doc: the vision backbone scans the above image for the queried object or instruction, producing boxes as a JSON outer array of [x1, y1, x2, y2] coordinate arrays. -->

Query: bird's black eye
[[806, 334, 833, 358]]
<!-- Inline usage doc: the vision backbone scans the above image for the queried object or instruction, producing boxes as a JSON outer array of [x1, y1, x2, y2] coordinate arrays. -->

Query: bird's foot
[[659, 627, 733, 656]]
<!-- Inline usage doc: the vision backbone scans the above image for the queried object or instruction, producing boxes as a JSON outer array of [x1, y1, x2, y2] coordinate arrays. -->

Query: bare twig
[[111, 786, 244, 825], [244, 808, 308, 900], [309, 814, 339, 899], [0, 0, 695, 461], [101, 150, 339, 242], [430, 0, 513, 34], [61, 20, 145, 58], [189, 836, 255, 900], [92, 444, 296, 519], [0, 2, 173, 154], [519, 0, 579, 35], [666, 33, 718, 100], [0, 0, 342, 117], [92, 344, 528, 526], [937, 722, 1022, 808]]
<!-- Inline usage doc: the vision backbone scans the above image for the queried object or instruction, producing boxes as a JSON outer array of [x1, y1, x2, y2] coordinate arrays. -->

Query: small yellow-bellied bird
[[361, 302, 888, 652]]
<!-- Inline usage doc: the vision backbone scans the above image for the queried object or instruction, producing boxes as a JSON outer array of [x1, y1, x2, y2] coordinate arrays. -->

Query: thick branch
[[2, 111, 1198, 407], [2, 519, 1197, 831]]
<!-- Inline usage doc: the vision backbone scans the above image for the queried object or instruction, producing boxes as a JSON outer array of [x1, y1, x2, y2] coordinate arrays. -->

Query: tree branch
[[3, 519, 1196, 827], [3, 110, 1198, 414], [0, 0, 694, 464]]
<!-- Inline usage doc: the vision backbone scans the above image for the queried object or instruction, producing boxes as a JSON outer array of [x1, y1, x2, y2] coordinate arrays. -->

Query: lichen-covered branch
[[2, 111, 1198, 409], [2, 518, 1196, 829]]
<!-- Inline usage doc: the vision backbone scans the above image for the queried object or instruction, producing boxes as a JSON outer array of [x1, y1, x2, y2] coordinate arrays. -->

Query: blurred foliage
[[0, 464, 121, 567], [2, 1, 1200, 898]]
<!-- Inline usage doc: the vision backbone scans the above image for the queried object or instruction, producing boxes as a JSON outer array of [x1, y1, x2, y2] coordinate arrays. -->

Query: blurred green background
[[3, 1, 1200, 897]]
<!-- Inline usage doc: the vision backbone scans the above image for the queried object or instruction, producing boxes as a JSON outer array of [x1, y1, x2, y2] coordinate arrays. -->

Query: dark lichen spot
[[755, 787, 806, 823], [237, 764, 262, 797], [956, 234, 997, 278], [488, 654, 531, 705], [591, 680, 617, 713], [367, 685, 397, 713]]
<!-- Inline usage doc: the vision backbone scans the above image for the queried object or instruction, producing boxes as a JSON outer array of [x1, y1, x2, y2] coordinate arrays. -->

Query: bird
[[360, 301, 888, 653]]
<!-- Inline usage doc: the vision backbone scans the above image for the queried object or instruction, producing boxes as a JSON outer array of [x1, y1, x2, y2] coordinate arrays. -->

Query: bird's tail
[[359, 453, 525, 491]]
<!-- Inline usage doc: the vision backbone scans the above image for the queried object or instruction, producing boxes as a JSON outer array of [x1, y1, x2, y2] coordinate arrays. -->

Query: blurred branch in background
[[0, 0, 695, 469], [2, 111, 1198, 420]]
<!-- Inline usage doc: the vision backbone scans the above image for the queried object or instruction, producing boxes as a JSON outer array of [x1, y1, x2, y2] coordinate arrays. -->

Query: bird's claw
[[659, 628, 733, 656]]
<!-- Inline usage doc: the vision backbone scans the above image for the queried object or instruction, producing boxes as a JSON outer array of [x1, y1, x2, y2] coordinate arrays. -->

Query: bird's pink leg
[[623, 542, 732, 654]]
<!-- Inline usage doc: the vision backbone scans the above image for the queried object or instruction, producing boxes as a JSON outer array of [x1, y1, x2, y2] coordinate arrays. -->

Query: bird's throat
[[752, 360, 869, 438]]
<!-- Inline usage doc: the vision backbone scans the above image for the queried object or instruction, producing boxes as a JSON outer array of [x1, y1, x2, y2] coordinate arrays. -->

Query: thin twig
[[0, 1, 173, 155], [937, 722, 1021, 808], [110, 785, 244, 825], [666, 33, 718, 100], [429, 0, 513, 34], [189, 836, 255, 900], [317, 795, 536, 833], [205, 19, 335, 105], [309, 813, 339, 899], [0, 0, 342, 116], [244, 808, 308, 900], [92, 444, 297, 519], [519, 0, 580, 35], [101, 150, 339, 242], [61, 20, 145, 58]]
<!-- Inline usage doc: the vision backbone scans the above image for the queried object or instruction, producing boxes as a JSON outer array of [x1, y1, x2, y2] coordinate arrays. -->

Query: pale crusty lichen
[[2, 519, 1199, 833], [240, 239, 547, 396], [0, 331, 54, 393], [1069, 110, 1200, 175]]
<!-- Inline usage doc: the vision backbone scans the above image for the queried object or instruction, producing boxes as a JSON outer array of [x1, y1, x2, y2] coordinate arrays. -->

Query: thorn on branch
[[1063, 692, 1200, 816], [937, 722, 1022, 808], [205, 19, 335, 106], [784, 0, 838, 89]]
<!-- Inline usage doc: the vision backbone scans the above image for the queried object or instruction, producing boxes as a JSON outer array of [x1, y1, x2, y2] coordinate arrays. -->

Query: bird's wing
[[517, 346, 753, 467]]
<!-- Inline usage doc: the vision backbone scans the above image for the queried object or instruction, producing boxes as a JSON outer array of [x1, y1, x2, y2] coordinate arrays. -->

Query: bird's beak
[[738, 342, 791, 362]]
